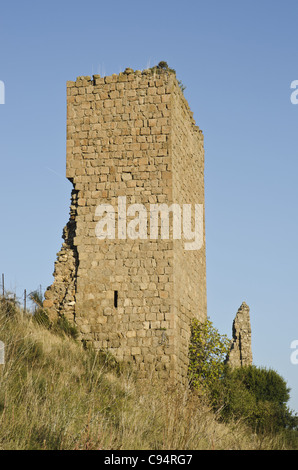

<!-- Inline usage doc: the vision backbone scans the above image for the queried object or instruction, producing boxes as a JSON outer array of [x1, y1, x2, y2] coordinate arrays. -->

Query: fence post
[[0, 340, 4, 376], [23, 289, 26, 320]]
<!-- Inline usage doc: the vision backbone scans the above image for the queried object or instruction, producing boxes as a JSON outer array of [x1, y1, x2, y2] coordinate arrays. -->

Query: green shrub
[[230, 366, 290, 405], [33, 309, 51, 329], [0, 297, 18, 318], [53, 315, 79, 341], [29, 289, 78, 340], [215, 365, 297, 433], [30, 290, 52, 328]]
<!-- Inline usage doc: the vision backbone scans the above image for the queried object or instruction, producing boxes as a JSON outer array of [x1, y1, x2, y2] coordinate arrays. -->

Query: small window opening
[[114, 290, 118, 308]]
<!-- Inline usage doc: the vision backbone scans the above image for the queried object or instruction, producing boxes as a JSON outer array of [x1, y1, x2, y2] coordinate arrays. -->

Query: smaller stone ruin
[[226, 301, 253, 368]]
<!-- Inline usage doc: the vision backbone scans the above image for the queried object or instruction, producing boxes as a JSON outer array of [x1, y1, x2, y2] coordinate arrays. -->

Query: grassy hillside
[[0, 299, 292, 450]]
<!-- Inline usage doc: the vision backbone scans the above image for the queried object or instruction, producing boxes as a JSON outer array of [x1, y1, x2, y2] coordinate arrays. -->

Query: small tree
[[188, 318, 230, 396], [157, 61, 169, 70]]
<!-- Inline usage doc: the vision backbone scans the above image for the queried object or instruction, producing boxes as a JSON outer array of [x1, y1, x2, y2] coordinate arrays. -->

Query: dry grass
[[0, 304, 289, 450]]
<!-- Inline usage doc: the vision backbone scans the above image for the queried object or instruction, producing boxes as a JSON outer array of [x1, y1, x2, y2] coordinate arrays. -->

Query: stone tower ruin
[[44, 66, 207, 382]]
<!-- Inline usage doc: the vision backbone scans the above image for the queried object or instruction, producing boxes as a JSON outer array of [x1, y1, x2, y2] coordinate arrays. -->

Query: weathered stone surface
[[44, 67, 207, 383], [226, 302, 253, 368]]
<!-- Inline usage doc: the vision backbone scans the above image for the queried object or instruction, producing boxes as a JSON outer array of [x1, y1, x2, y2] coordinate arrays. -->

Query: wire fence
[[0, 273, 43, 316]]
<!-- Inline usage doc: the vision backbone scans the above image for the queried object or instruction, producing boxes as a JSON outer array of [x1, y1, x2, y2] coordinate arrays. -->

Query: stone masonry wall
[[44, 68, 207, 382]]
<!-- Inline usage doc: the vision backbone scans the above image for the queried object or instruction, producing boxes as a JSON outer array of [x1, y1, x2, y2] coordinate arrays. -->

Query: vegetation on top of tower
[[122, 61, 186, 93], [155, 60, 186, 93], [157, 61, 171, 71], [149, 61, 186, 93]]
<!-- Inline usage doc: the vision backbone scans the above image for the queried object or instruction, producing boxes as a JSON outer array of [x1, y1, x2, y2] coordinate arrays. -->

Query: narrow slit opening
[[114, 290, 118, 308]]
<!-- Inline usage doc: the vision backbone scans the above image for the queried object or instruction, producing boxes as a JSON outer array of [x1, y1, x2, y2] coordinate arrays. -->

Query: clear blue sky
[[1, 0, 298, 412]]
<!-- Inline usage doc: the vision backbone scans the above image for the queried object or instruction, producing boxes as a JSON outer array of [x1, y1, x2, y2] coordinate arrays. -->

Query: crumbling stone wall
[[44, 67, 207, 382], [44, 190, 78, 322], [226, 302, 253, 368]]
